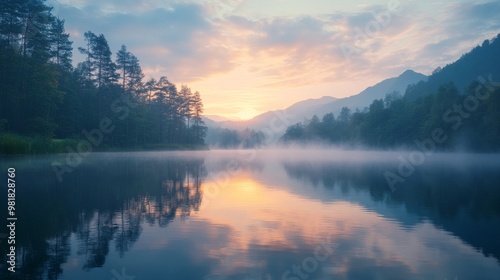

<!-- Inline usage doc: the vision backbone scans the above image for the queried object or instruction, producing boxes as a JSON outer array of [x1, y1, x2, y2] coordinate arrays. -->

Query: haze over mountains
[[279, 34, 500, 150], [205, 34, 500, 150], [206, 34, 500, 137], [406, 38, 500, 100], [308, 70, 428, 119], [205, 70, 427, 130]]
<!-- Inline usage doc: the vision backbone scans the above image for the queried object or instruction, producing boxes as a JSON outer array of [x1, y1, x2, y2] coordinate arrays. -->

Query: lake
[[1, 150, 500, 280]]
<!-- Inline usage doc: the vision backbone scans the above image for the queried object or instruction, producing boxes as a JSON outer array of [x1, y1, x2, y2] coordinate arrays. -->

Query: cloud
[[57, 0, 500, 85], [57, 1, 239, 82], [56, 0, 418, 86], [450, 1, 500, 35], [248, 17, 346, 86], [215, 4, 419, 88], [51, 0, 175, 14], [408, 1, 500, 74], [460, 1, 500, 20], [49, 0, 500, 117]]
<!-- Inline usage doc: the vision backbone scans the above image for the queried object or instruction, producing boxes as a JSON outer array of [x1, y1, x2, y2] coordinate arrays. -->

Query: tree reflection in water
[[0, 154, 206, 279], [282, 159, 500, 264]]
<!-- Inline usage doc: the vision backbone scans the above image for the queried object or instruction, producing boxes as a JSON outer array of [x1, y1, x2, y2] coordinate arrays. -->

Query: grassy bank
[[0, 134, 79, 155], [0, 133, 209, 155]]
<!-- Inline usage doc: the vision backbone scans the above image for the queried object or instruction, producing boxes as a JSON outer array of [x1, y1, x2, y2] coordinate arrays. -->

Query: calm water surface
[[1, 150, 500, 280]]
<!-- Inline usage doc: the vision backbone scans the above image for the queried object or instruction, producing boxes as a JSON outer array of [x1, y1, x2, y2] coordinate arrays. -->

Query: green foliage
[[406, 34, 500, 100], [0, 133, 78, 155], [0, 1, 209, 154], [281, 81, 500, 151], [206, 127, 265, 148], [281, 34, 500, 151]]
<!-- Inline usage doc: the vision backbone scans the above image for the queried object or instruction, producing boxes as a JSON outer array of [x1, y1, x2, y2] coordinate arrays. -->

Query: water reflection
[[0, 151, 499, 279], [282, 156, 500, 263], [0, 153, 206, 279]]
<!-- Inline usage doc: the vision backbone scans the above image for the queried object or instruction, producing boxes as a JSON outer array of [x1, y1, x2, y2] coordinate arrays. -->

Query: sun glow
[[233, 108, 261, 120]]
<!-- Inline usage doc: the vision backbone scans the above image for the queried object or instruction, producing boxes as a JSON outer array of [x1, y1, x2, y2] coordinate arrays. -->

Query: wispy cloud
[[49, 0, 500, 118]]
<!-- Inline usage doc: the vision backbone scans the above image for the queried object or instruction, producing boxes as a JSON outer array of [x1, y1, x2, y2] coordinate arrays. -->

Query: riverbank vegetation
[[0, 0, 208, 155]]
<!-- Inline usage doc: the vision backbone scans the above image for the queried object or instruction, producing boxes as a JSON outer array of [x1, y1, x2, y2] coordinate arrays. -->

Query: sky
[[47, 0, 500, 120]]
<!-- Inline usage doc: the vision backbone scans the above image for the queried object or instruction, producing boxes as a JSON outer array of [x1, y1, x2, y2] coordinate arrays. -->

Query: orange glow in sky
[[54, 0, 500, 120]]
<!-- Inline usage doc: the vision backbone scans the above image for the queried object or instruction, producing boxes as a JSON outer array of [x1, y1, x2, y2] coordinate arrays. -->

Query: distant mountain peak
[[400, 69, 416, 75], [301, 70, 427, 119], [319, 95, 336, 100], [208, 71, 427, 131], [398, 69, 424, 78]]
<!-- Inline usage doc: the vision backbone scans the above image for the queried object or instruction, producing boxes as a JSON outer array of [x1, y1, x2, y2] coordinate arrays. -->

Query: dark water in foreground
[[1, 150, 500, 280]]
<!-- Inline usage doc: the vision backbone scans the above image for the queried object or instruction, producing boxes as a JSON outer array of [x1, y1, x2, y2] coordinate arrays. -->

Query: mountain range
[[204, 70, 427, 130], [205, 33, 500, 141]]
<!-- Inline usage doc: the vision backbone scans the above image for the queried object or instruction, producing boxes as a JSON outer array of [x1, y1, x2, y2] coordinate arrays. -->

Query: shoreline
[[0, 133, 209, 156]]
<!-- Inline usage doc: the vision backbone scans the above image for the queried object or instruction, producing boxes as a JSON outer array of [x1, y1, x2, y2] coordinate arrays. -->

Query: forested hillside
[[0, 0, 207, 154], [406, 36, 500, 100], [281, 34, 500, 151]]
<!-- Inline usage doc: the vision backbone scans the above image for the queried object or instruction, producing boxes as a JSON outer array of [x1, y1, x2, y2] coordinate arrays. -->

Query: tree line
[[281, 81, 500, 151], [0, 0, 207, 152], [280, 35, 500, 151], [205, 127, 265, 148]]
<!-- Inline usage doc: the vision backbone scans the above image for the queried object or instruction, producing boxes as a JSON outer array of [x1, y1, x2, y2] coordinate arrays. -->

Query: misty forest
[[1, 1, 500, 153], [0, 0, 207, 154], [1, 1, 500, 280]]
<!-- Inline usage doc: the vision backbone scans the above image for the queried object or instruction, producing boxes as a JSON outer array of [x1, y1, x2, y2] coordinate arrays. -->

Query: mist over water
[[1, 149, 500, 279]]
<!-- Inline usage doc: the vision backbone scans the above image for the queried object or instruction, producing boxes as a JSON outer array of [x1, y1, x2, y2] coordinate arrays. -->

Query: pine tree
[[190, 91, 207, 144], [20, 0, 53, 59], [77, 31, 97, 88], [78, 31, 117, 117], [116, 44, 144, 96], [0, 0, 25, 47], [49, 18, 72, 71]]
